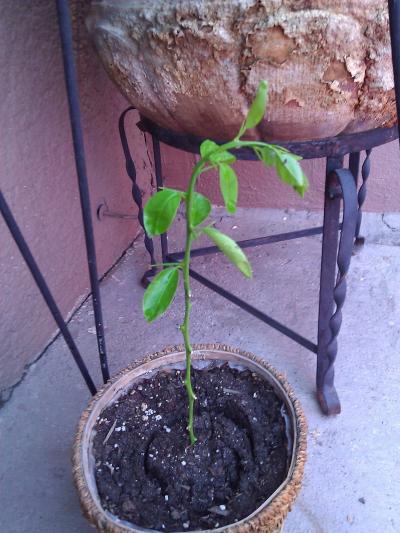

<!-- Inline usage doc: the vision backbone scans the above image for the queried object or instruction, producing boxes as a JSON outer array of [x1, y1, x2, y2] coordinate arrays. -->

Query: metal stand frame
[[0, 0, 108, 393], [119, 117, 397, 414], [0, 190, 97, 395], [0, 0, 399, 408]]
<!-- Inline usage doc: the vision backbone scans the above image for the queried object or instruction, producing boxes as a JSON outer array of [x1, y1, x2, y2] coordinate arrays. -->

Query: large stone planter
[[86, 1, 396, 141]]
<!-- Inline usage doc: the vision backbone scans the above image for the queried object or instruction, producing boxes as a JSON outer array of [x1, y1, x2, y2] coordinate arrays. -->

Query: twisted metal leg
[[119, 107, 157, 287], [317, 158, 358, 415], [354, 149, 372, 247], [349, 152, 360, 186]]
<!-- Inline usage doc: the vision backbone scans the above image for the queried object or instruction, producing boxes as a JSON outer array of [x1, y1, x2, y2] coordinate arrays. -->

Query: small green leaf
[[143, 267, 180, 322], [244, 80, 268, 130], [144, 188, 182, 237], [200, 139, 236, 165], [200, 139, 219, 159], [202, 227, 252, 278], [276, 152, 308, 194], [209, 151, 236, 165], [253, 145, 307, 195], [288, 153, 303, 161], [191, 192, 211, 226], [254, 146, 277, 167], [219, 164, 238, 214], [293, 180, 309, 197]]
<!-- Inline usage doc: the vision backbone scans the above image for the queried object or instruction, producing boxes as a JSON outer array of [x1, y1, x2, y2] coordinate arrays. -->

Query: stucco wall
[[0, 1, 153, 398], [1, 1, 399, 399]]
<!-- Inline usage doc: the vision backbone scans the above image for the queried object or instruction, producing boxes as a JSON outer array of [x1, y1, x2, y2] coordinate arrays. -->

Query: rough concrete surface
[[0, 208, 399, 533]]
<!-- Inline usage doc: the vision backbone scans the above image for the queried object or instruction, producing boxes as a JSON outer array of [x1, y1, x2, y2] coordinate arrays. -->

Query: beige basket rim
[[73, 344, 307, 533]]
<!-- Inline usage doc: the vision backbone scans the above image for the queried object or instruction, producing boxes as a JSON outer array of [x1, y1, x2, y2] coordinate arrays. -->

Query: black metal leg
[[349, 152, 360, 186], [354, 149, 372, 246], [56, 0, 109, 383], [119, 108, 157, 287], [152, 136, 169, 263], [317, 158, 342, 414], [389, 0, 400, 154], [317, 159, 358, 414], [0, 190, 97, 395]]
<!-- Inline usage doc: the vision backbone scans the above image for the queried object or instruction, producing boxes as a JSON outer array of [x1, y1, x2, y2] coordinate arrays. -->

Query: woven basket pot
[[86, 0, 395, 141], [73, 344, 307, 533]]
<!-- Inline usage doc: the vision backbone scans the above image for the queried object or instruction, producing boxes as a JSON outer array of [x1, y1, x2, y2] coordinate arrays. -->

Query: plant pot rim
[[73, 344, 307, 533]]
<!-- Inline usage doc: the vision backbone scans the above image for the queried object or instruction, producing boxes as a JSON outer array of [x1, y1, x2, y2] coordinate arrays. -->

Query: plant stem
[[151, 262, 181, 268], [180, 138, 276, 444], [220, 139, 280, 153], [182, 233, 196, 445], [181, 163, 203, 445]]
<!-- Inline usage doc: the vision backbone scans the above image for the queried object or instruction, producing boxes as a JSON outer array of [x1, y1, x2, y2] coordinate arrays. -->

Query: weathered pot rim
[[73, 344, 307, 533]]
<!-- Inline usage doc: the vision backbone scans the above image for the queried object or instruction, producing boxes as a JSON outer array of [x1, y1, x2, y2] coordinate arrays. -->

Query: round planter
[[73, 344, 307, 533], [86, 0, 395, 141]]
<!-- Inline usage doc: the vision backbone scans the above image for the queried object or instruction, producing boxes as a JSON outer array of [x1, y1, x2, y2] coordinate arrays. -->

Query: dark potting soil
[[93, 364, 289, 532]]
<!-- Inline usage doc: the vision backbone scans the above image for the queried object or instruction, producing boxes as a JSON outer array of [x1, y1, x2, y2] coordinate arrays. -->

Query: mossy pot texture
[[73, 344, 307, 533]]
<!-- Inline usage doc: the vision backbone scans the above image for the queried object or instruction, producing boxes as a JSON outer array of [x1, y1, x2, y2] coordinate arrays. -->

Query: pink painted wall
[[1, 1, 399, 398], [0, 1, 153, 398]]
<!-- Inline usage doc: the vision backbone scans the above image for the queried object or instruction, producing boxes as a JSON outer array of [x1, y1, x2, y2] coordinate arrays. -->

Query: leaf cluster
[[142, 80, 308, 323]]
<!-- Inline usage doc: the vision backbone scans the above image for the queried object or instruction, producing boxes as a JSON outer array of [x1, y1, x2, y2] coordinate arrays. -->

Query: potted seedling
[[73, 82, 308, 533]]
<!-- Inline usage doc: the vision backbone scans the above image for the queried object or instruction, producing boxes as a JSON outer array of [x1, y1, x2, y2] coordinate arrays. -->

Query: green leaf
[[200, 139, 236, 165], [210, 151, 236, 165], [143, 267, 180, 322], [288, 153, 303, 161], [244, 80, 268, 130], [200, 139, 219, 159], [254, 146, 277, 167], [144, 188, 182, 237], [293, 179, 309, 197], [276, 152, 308, 195], [253, 145, 307, 195], [202, 227, 252, 278], [191, 192, 211, 226], [219, 164, 238, 214]]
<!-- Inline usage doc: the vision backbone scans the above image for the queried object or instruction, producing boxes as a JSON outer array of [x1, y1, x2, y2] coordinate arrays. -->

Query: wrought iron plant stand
[[119, 112, 397, 415], [1, 0, 400, 415]]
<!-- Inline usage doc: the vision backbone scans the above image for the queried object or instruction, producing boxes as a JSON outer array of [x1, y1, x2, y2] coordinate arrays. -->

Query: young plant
[[142, 81, 308, 445]]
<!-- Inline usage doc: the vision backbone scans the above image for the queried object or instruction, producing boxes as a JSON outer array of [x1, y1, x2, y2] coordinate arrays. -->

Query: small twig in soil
[[223, 388, 241, 395], [105, 461, 115, 475], [103, 419, 117, 445]]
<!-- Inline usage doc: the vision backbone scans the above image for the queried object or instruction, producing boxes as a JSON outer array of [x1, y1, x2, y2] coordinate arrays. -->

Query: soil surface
[[93, 363, 289, 531]]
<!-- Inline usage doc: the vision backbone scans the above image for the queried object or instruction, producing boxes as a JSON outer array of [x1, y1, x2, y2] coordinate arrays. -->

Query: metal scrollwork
[[119, 107, 157, 286]]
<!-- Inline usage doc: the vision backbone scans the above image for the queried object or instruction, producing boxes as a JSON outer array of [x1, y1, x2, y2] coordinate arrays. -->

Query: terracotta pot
[[73, 344, 307, 533], [86, 0, 395, 141]]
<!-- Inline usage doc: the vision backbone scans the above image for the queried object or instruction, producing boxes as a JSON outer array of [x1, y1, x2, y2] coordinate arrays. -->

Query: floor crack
[[381, 213, 399, 232]]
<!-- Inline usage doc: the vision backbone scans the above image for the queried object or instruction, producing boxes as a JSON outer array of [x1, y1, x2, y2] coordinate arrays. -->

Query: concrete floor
[[1, 208, 399, 533]]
